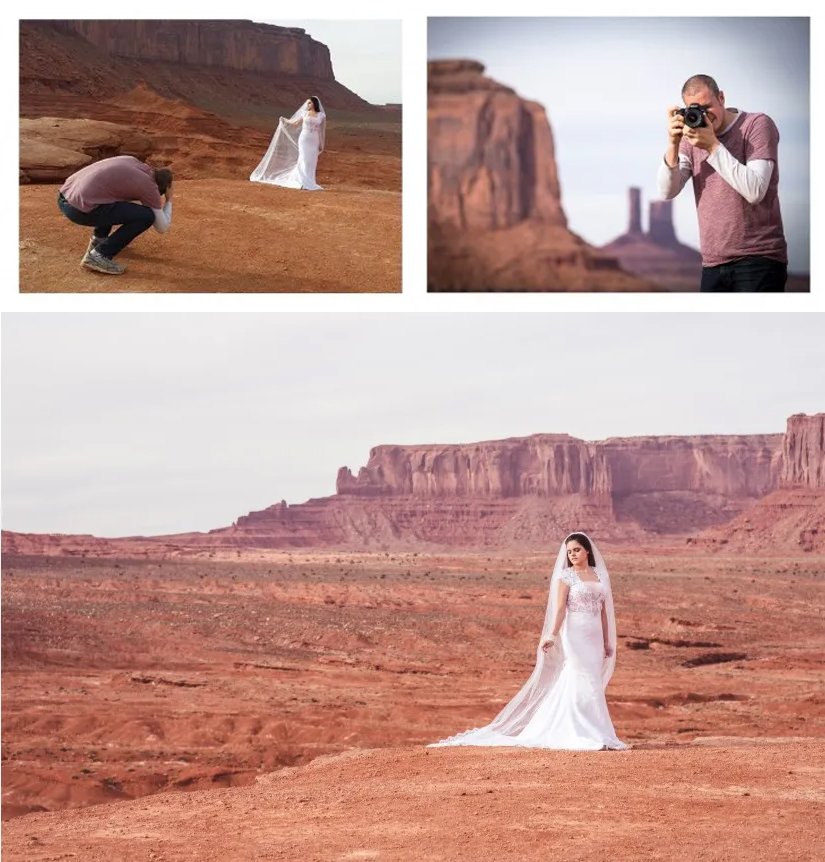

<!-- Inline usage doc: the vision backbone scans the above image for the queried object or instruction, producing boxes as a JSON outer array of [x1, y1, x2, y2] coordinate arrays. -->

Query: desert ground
[[19, 117, 401, 294], [3, 548, 824, 858]]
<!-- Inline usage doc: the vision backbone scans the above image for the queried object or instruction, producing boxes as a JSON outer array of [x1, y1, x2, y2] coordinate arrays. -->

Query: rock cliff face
[[696, 414, 825, 551], [427, 61, 655, 292], [6, 418, 820, 556], [428, 60, 566, 234], [51, 20, 334, 79], [19, 20, 374, 134], [781, 413, 825, 488], [336, 436, 611, 498]]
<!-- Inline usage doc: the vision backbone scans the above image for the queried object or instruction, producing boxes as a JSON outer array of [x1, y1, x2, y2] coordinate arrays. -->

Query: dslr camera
[[676, 103, 708, 129]]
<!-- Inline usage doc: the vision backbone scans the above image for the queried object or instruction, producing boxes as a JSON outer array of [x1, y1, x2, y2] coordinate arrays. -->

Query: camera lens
[[683, 105, 706, 128]]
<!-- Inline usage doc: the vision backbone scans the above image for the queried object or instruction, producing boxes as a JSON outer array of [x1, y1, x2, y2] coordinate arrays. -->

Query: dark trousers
[[700, 255, 787, 292], [57, 192, 154, 258]]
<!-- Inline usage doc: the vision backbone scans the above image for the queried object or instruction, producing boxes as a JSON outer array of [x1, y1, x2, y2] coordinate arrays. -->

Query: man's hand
[[667, 105, 685, 145], [683, 122, 719, 154]]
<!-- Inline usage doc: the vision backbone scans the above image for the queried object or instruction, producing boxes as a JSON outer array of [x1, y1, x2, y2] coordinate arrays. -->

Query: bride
[[430, 532, 628, 751], [250, 97, 326, 190]]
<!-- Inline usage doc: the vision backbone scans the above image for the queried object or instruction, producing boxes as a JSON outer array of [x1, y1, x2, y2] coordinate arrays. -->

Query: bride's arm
[[541, 580, 569, 650], [601, 604, 613, 657]]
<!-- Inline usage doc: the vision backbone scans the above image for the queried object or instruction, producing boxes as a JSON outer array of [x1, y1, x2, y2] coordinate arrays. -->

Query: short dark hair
[[153, 167, 173, 195], [681, 74, 721, 100], [565, 532, 597, 568]]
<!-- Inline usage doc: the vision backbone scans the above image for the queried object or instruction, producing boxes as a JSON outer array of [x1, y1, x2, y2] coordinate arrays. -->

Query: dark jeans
[[700, 256, 787, 293], [57, 192, 154, 258]]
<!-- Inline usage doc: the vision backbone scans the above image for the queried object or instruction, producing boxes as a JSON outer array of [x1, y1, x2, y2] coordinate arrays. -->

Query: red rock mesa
[[697, 413, 825, 551], [10, 417, 825, 555]]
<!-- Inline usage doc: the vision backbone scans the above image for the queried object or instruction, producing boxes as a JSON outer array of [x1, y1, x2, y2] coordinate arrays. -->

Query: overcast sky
[[428, 17, 810, 273], [262, 20, 401, 105], [2, 313, 823, 537]]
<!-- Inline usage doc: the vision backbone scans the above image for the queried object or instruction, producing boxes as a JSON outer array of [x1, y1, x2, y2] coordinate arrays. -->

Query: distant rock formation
[[53, 20, 335, 78], [6, 423, 806, 556], [19, 20, 375, 132], [427, 61, 656, 292], [600, 188, 702, 291], [781, 413, 825, 488], [696, 413, 825, 551]]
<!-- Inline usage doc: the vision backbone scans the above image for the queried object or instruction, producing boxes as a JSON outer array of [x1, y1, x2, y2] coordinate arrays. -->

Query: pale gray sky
[[428, 17, 810, 273], [2, 313, 823, 537], [262, 20, 401, 105]]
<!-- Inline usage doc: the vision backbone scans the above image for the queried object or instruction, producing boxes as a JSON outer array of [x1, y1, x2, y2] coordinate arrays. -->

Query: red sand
[[2, 549, 824, 857]]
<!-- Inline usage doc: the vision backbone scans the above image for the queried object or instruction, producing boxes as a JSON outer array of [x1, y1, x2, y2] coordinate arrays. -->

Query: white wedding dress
[[430, 536, 628, 751], [250, 100, 326, 190]]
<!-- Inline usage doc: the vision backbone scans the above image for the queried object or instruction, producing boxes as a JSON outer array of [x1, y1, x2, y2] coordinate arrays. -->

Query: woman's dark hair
[[153, 167, 173, 195], [309, 96, 321, 113], [566, 532, 596, 567]]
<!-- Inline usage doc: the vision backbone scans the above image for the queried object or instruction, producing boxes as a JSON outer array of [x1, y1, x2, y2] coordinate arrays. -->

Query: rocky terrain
[[427, 61, 656, 292], [18, 20, 401, 293], [3, 549, 824, 857], [3, 413, 823, 855]]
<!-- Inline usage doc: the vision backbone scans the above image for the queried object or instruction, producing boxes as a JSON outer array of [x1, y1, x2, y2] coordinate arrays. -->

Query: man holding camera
[[58, 155, 174, 275], [658, 74, 787, 292]]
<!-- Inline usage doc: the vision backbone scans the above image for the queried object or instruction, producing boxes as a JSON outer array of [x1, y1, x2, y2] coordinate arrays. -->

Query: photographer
[[58, 155, 174, 276], [658, 74, 787, 292]]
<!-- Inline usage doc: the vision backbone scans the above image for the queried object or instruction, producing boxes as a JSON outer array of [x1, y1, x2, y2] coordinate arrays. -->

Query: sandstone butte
[[3, 413, 823, 556], [427, 60, 657, 292]]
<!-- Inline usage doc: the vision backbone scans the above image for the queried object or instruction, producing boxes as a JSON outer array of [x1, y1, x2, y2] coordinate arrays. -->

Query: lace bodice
[[561, 568, 606, 615], [303, 114, 325, 128]]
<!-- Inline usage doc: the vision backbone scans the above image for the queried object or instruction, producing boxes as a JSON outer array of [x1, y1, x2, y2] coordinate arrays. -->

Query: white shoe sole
[[81, 257, 125, 275]]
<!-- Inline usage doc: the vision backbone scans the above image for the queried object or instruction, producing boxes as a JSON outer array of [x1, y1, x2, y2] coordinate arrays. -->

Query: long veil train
[[430, 533, 623, 748], [250, 99, 326, 188]]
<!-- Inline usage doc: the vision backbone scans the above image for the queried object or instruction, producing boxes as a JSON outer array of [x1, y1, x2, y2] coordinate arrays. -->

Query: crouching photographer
[[658, 74, 787, 292]]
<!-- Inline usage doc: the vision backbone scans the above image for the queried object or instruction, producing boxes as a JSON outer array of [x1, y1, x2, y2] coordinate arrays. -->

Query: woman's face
[[306, 99, 314, 111], [566, 540, 587, 567]]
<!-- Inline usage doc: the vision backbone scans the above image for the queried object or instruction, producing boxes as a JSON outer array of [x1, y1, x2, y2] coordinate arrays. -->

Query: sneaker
[[85, 235, 108, 256], [81, 248, 126, 275]]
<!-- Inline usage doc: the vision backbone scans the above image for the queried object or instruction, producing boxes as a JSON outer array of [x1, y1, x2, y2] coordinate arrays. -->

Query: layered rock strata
[[6, 417, 821, 555], [696, 413, 825, 551], [19, 20, 374, 134], [52, 20, 335, 78]]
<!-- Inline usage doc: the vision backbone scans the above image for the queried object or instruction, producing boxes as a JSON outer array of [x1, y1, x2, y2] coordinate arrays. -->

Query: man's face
[[682, 85, 726, 132]]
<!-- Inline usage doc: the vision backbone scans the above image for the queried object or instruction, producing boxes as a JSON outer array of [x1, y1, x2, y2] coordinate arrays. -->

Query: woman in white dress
[[430, 532, 628, 751], [250, 96, 326, 190]]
